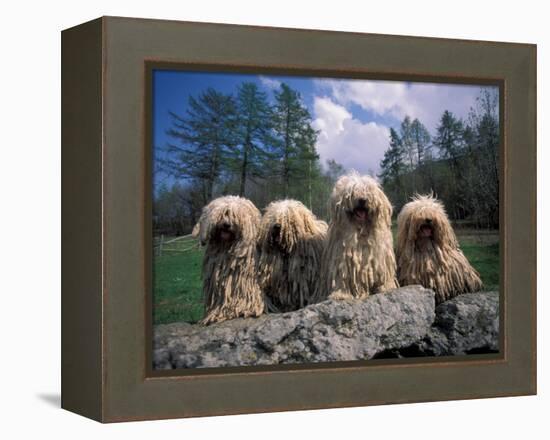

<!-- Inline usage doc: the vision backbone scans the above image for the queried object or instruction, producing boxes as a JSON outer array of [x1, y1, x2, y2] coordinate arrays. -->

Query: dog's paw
[[328, 290, 354, 301]]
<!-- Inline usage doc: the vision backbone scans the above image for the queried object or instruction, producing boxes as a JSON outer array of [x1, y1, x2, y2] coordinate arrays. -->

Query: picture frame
[[61, 16, 536, 422]]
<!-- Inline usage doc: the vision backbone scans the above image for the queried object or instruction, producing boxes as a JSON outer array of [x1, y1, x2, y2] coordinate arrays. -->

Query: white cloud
[[323, 79, 410, 119], [310, 79, 498, 175], [312, 97, 390, 175], [259, 76, 281, 90], [316, 79, 491, 132]]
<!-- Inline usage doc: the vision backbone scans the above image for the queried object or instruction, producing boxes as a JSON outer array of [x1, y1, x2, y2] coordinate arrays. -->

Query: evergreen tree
[[376, 88, 499, 228], [271, 83, 319, 198], [162, 88, 238, 204], [410, 118, 433, 190], [379, 128, 405, 186], [230, 82, 273, 196], [433, 110, 465, 161], [410, 118, 431, 165], [400, 116, 415, 171], [399, 116, 431, 190], [297, 124, 320, 209], [325, 159, 346, 185], [379, 127, 407, 209], [432, 110, 468, 219]]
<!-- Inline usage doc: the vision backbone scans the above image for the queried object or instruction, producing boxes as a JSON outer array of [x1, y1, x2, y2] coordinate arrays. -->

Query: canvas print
[[151, 70, 500, 370]]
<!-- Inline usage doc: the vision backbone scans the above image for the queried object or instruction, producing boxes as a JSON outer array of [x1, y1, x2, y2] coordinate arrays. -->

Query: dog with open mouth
[[192, 195, 265, 324], [257, 200, 327, 312], [396, 194, 483, 303], [320, 172, 398, 300]]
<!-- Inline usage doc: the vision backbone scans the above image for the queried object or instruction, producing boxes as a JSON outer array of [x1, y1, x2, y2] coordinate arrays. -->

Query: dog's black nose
[[222, 222, 231, 230], [273, 223, 281, 230], [425, 218, 432, 224], [358, 198, 367, 207]]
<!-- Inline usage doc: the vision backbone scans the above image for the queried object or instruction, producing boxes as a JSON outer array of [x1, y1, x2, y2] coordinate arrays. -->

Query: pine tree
[[230, 82, 273, 196], [271, 83, 319, 198], [410, 118, 432, 190], [433, 110, 465, 161], [162, 88, 238, 204], [400, 116, 415, 171], [325, 159, 346, 186], [432, 110, 467, 219], [410, 118, 431, 165], [297, 124, 320, 209], [379, 127, 407, 208], [379, 128, 405, 186]]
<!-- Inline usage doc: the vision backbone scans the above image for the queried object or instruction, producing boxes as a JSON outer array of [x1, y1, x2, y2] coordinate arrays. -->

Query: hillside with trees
[[379, 88, 499, 228]]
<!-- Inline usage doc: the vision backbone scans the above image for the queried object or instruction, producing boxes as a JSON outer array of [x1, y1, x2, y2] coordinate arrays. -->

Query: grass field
[[153, 228, 499, 325], [153, 236, 204, 324]]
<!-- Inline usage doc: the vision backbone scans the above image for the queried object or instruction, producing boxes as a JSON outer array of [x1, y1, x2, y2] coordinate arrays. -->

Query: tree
[[271, 83, 319, 198], [433, 110, 465, 162], [398, 117, 430, 191], [468, 89, 499, 193], [400, 116, 415, 171], [325, 159, 346, 185], [410, 118, 431, 165], [153, 181, 204, 235], [379, 128, 404, 185], [379, 128, 407, 209], [377, 88, 499, 228], [432, 110, 467, 218], [410, 118, 433, 190], [297, 124, 320, 209], [230, 82, 273, 197], [162, 88, 238, 205], [464, 88, 500, 227]]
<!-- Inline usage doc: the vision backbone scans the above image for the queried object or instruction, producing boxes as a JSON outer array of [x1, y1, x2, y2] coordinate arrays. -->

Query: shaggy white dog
[[193, 195, 265, 324], [321, 172, 398, 300], [396, 194, 483, 303], [257, 200, 327, 312]]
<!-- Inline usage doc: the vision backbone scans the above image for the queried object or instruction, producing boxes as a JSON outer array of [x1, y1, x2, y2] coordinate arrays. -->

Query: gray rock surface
[[153, 287, 500, 369], [154, 286, 435, 369], [417, 291, 499, 356], [375, 291, 499, 358]]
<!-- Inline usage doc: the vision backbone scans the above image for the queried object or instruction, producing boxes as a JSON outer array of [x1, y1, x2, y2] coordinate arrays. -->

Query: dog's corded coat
[[320, 172, 398, 300], [257, 200, 327, 312], [396, 194, 483, 303], [193, 196, 265, 324]]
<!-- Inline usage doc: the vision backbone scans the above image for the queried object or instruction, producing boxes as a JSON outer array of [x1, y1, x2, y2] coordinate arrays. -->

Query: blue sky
[[152, 69, 498, 181]]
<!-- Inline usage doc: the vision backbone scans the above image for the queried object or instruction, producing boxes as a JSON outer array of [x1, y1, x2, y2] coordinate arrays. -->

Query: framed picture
[[62, 16, 536, 422]]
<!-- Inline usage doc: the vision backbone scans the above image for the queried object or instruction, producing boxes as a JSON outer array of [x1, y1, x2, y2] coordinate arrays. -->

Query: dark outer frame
[[61, 16, 536, 423]]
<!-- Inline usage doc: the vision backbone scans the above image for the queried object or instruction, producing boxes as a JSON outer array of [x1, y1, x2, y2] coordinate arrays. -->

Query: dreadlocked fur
[[396, 194, 483, 304], [257, 200, 328, 312], [320, 172, 398, 301], [195, 196, 265, 325]]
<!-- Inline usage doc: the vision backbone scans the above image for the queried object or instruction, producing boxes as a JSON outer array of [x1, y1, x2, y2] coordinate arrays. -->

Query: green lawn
[[153, 236, 204, 324], [153, 229, 499, 325], [456, 231, 499, 291]]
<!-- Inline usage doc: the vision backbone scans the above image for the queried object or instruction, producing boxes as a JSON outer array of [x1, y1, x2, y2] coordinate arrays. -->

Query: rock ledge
[[154, 286, 499, 369]]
